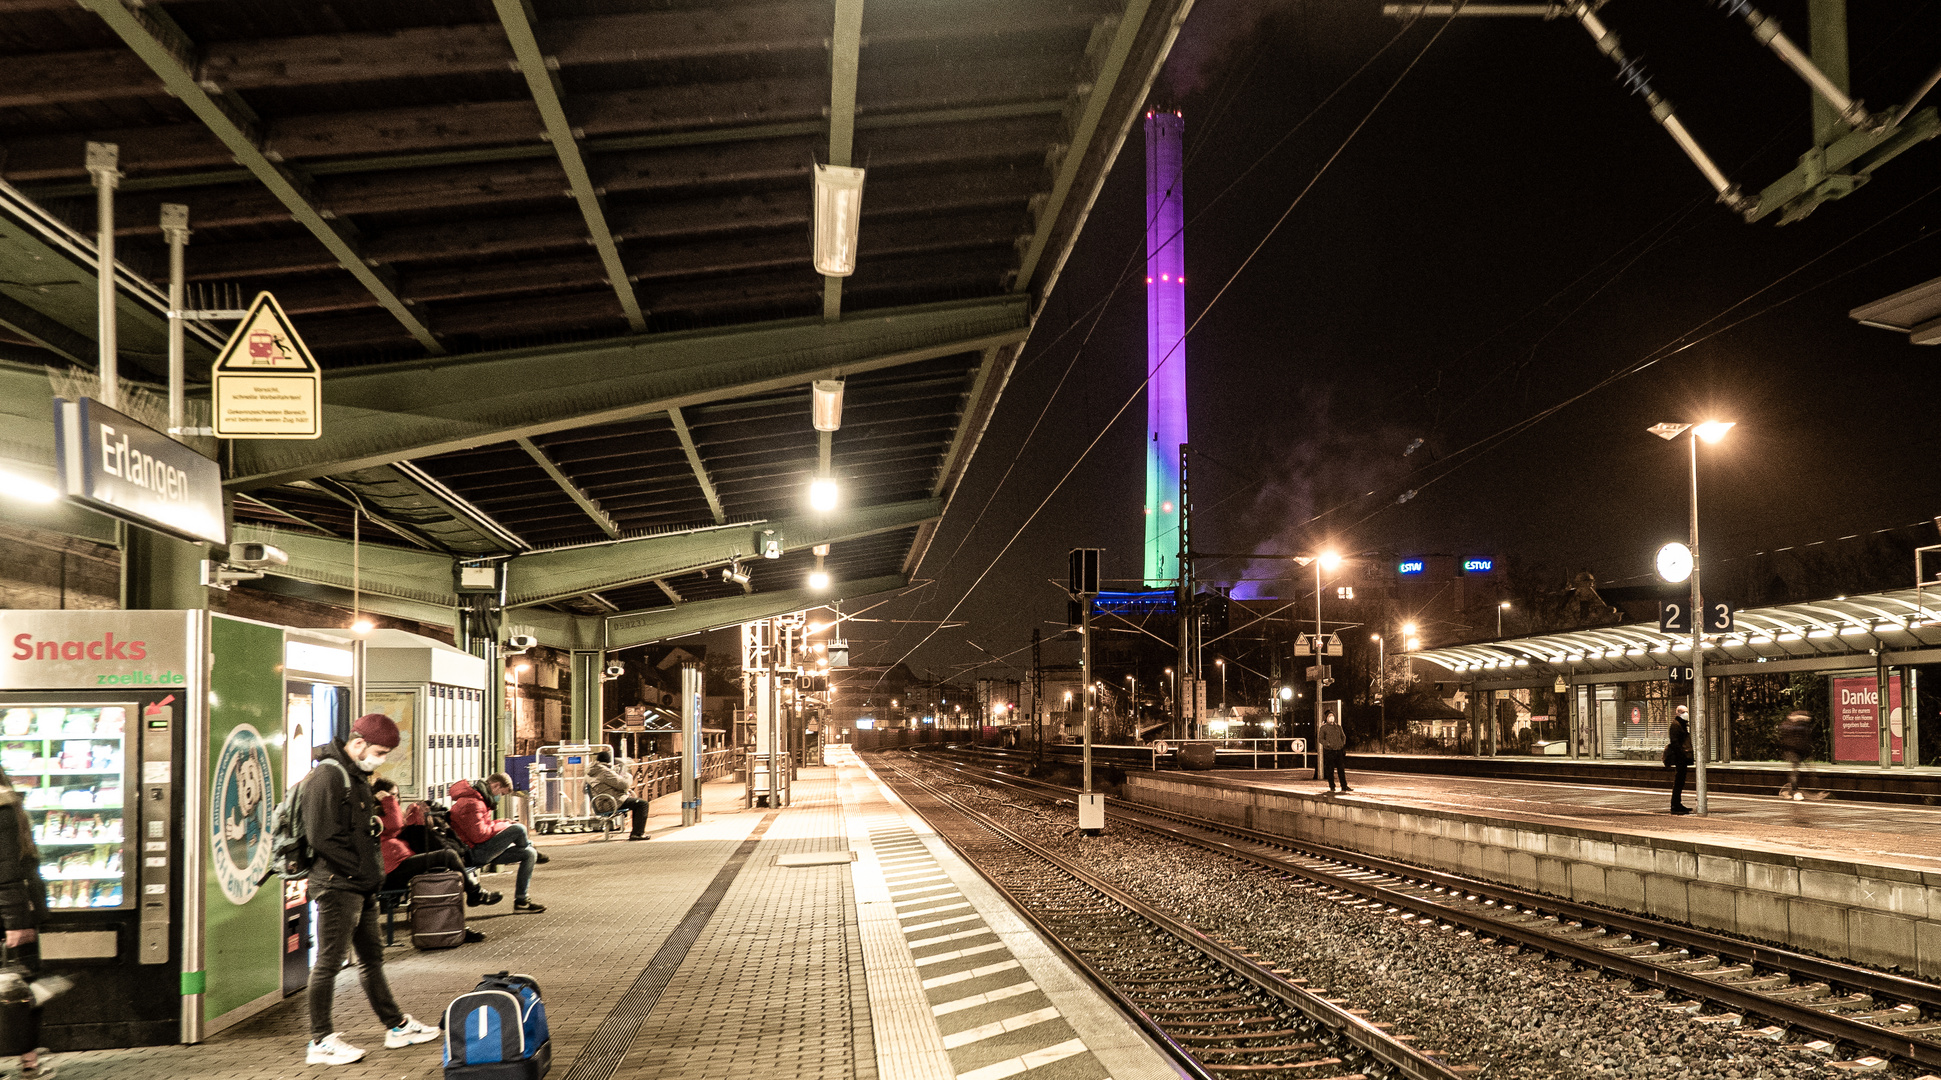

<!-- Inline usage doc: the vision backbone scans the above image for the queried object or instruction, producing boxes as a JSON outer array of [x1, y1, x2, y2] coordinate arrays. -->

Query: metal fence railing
[[627, 749, 740, 800]]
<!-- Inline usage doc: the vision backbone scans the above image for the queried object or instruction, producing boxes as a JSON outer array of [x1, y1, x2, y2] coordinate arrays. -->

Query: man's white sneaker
[[1793, 792, 1805, 802], [306, 1033, 367, 1065], [385, 1015, 441, 1048]]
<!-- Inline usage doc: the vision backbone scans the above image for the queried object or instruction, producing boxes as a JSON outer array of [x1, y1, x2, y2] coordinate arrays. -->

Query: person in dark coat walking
[[302, 714, 441, 1066], [1775, 710, 1823, 801], [1665, 706, 1695, 815], [0, 768, 66, 1080]]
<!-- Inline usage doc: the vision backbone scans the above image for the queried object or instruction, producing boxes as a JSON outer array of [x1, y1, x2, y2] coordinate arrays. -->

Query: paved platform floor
[[1211, 767, 1941, 871], [36, 748, 1181, 1080]]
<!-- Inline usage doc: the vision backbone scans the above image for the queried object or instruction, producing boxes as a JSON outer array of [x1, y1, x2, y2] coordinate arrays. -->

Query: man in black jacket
[[1666, 706, 1695, 815], [302, 713, 440, 1066]]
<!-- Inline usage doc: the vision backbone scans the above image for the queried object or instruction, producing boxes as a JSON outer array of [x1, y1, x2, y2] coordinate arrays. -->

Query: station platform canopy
[[1412, 587, 1941, 685], [0, 0, 1191, 648]]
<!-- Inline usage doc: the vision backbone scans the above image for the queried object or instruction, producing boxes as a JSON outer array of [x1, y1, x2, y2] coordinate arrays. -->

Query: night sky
[[855, 0, 1941, 685]]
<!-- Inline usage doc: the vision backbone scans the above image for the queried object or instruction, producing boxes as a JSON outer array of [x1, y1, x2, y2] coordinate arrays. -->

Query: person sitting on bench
[[586, 756, 651, 840], [448, 776, 546, 913], [374, 779, 497, 916]]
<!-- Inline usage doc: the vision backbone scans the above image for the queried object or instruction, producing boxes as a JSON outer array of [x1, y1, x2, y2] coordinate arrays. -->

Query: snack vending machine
[[0, 610, 197, 1049]]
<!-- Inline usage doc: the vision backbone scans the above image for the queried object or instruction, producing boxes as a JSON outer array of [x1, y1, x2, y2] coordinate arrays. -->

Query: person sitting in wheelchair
[[586, 756, 650, 840]]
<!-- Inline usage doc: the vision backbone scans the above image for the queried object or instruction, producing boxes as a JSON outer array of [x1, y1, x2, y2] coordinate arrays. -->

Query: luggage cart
[[529, 743, 622, 835]]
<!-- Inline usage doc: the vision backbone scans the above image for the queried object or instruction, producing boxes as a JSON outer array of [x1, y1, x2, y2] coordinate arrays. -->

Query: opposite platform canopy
[[1413, 587, 1941, 681]]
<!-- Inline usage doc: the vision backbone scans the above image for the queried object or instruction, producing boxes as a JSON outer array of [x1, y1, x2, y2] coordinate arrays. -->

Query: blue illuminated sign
[[1397, 560, 1425, 575], [1463, 558, 1494, 573]]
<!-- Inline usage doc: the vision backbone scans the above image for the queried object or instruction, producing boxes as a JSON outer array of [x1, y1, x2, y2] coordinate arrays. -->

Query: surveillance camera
[[506, 634, 538, 651], [604, 664, 625, 677], [228, 542, 289, 568]]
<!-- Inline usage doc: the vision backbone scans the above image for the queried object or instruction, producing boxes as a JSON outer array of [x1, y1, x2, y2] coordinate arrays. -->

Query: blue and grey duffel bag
[[443, 971, 552, 1079]]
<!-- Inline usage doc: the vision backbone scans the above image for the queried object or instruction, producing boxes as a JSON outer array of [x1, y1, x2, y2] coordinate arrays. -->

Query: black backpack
[[262, 758, 350, 883]]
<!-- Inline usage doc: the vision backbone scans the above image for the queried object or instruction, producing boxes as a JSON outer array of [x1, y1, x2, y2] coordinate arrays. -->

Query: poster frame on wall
[[1831, 670, 1904, 764]]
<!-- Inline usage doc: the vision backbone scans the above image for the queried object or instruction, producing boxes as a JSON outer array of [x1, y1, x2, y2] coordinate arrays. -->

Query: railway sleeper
[[1805, 993, 1877, 1012], [1761, 981, 1833, 1002]]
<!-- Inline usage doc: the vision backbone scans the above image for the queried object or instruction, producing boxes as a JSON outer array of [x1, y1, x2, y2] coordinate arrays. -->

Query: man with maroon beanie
[[302, 713, 440, 1066]]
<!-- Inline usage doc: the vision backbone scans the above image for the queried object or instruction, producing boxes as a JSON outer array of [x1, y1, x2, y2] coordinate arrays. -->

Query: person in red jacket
[[448, 775, 545, 912], [371, 779, 496, 915]]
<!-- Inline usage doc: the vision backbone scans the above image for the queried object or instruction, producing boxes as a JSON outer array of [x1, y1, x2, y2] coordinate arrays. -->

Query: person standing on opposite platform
[[1775, 710, 1825, 801], [303, 714, 442, 1066], [1319, 711, 1350, 793], [0, 766, 70, 1080], [1665, 705, 1695, 815]]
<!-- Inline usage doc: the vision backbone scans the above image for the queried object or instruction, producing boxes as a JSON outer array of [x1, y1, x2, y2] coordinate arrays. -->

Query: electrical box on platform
[[1077, 792, 1105, 833]]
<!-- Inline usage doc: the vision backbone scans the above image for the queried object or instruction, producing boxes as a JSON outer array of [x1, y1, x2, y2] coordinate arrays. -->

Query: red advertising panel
[[1832, 675, 1903, 764]]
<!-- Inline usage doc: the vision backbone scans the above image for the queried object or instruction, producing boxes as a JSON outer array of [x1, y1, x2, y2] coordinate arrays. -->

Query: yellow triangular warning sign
[[213, 292, 318, 373], [211, 291, 321, 439]]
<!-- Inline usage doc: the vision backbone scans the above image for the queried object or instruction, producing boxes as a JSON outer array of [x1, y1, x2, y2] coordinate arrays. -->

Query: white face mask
[[356, 750, 389, 773]]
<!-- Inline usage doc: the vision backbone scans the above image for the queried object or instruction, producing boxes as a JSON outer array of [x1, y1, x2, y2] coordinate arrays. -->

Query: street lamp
[[1498, 601, 1511, 637], [1371, 633, 1385, 749], [1216, 658, 1226, 711], [1312, 550, 1341, 780], [1650, 419, 1734, 814]]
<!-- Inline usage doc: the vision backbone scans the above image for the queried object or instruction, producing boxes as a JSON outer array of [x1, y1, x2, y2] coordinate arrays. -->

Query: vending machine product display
[[0, 703, 131, 910]]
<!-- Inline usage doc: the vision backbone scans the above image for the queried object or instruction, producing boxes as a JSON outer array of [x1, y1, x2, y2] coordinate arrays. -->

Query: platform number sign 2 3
[[1659, 599, 1734, 634]]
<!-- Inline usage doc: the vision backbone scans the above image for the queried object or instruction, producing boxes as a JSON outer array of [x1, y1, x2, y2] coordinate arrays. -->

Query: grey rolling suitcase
[[410, 869, 468, 949]]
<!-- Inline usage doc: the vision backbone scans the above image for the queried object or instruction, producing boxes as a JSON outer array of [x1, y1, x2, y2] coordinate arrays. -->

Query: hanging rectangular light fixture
[[812, 163, 865, 276], [812, 379, 845, 431]]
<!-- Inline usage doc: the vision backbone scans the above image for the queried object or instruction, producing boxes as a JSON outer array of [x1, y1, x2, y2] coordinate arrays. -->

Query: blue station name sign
[[55, 397, 227, 545], [1397, 559, 1425, 575]]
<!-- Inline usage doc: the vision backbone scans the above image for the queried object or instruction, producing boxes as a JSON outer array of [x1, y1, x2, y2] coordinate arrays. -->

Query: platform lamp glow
[[1650, 419, 1734, 814]]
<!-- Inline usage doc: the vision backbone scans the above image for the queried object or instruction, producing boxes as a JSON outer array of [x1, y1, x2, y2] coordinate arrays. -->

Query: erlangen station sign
[[54, 397, 226, 546]]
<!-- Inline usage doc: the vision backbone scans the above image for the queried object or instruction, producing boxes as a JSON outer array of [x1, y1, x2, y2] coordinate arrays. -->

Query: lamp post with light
[[1312, 551, 1341, 781], [1371, 634, 1384, 749], [1216, 658, 1226, 712], [1650, 419, 1734, 815], [1498, 601, 1510, 638]]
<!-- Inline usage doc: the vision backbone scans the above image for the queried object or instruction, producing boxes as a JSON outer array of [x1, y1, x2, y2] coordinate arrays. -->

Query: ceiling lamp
[[812, 379, 845, 432], [812, 163, 865, 276], [808, 477, 838, 513]]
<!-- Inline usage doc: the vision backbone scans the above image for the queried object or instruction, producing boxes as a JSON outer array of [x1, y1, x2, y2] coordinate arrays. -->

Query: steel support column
[[570, 648, 606, 744]]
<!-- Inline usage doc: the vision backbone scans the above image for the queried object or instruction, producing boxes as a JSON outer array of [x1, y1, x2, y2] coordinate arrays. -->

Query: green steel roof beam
[[1012, 0, 1156, 299], [232, 523, 461, 608], [665, 406, 727, 525], [78, 0, 442, 354], [823, 0, 865, 323], [504, 496, 940, 608], [224, 294, 1029, 490], [605, 573, 908, 650], [515, 436, 621, 539], [13, 100, 1070, 202], [492, 0, 646, 332]]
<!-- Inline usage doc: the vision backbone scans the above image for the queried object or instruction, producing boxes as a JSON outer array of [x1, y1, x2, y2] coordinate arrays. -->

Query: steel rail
[[916, 751, 1941, 1069], [873, 755, 1468, 1080]]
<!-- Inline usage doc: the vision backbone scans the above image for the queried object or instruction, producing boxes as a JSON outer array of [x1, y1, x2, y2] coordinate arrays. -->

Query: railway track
[[910, 747, 1941, 1073], [869, 753, 1469, 1080]]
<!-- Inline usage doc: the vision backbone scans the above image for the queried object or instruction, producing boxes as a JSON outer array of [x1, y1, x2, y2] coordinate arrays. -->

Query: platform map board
[[211, 292, 320, 439]]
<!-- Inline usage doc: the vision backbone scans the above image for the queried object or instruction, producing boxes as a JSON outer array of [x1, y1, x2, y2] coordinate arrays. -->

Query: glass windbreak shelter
[[1413, 587, 1941, 766]]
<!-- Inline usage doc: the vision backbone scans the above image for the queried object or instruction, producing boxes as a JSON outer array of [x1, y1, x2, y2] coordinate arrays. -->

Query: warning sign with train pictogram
[[211, 292, 321, 439]]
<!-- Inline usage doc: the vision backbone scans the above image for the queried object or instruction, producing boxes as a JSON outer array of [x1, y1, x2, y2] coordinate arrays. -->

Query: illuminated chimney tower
[[1144, 109, 1187, 587]]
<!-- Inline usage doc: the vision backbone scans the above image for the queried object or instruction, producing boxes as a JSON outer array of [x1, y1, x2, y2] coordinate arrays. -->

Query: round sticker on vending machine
[[210, 724, 274, 904]]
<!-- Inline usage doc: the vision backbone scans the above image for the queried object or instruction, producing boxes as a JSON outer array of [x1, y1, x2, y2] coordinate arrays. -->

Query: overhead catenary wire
[[872, 12, 1458, 683]]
